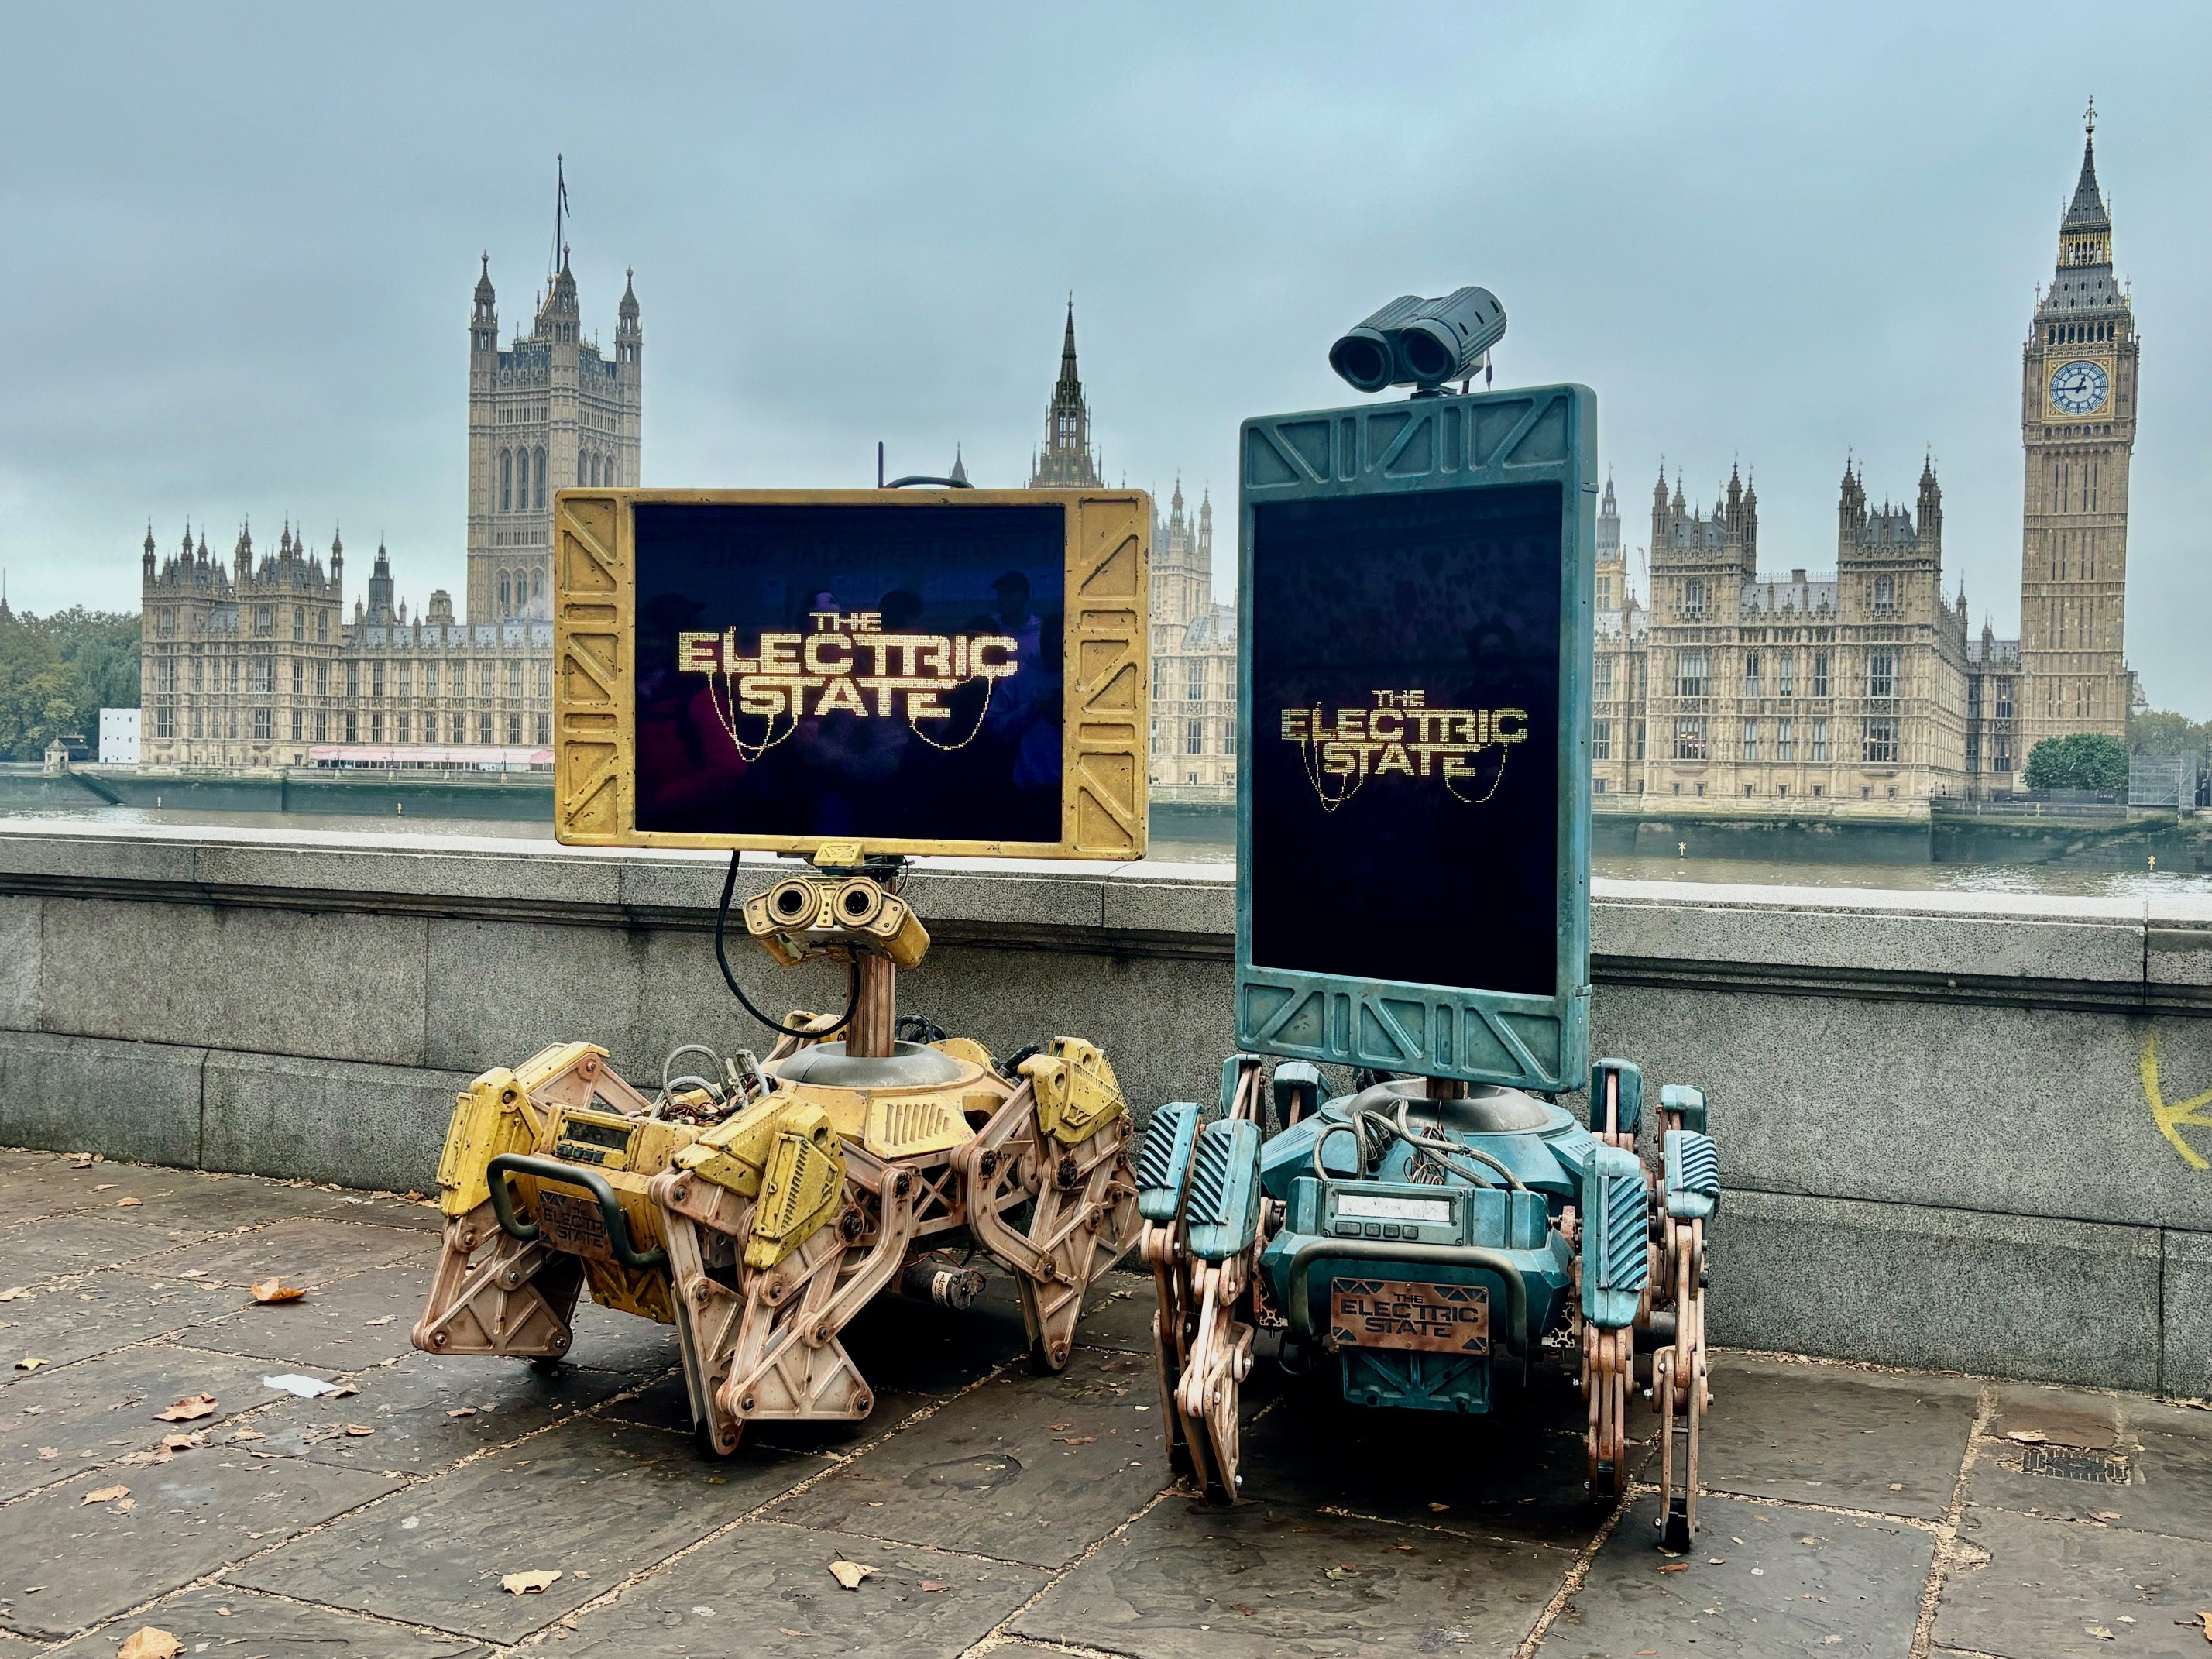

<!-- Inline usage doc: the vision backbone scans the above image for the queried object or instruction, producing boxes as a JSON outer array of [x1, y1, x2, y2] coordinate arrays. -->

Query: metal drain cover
[[2021, 1444, 2130, 1483]]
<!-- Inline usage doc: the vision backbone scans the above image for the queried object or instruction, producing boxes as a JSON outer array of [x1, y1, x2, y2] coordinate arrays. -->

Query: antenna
[[551, 154, 569, 278]]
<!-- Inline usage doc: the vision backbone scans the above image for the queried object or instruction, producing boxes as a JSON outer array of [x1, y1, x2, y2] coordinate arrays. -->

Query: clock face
[[2049, 359, 2109, 416]]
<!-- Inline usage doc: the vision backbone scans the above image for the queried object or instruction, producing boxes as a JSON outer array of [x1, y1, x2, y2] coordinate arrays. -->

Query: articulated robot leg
[[1142, 1055, 1268, 1504], [957, 1060, 1141, 1374], [412, 1201, 584, 1361]]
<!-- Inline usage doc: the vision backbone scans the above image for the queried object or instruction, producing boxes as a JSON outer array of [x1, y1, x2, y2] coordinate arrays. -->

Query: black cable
[[713, 850, 860, 1039]]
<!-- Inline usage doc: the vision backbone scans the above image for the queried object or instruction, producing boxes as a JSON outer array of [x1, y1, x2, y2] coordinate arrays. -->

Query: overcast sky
[[2, 5, 2207, 710]]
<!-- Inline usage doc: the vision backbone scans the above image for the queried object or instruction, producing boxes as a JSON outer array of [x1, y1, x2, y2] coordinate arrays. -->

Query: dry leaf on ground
[[91, 1183, 115, 1192], [13, 1357, 43, 1372], [249, 1279, 307, 1304], [2006, 1430, 2049, 1444], [154, 1394, 219, 1423], [1657, 1562, 1689, 1574], [116, 1197, 143, 1208], [500, 1571, 562, 1595], [342, 1424, 376, 1437], [117, 1626, 181, 1659], [81, 1483, 131, 1506], [0, 1286, 27, 1302], [919, 1580, 948, 1592], [1061, 1435, 1095, 1445], [36, 1447, 57, 1460], [364, 1317, 394, 1327], [446, 1407, 477, 1418], [828, 1561, 875, 1590]]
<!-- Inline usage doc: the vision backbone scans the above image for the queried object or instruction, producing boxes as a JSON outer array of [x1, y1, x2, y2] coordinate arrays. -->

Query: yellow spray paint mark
[[2140, 1032, 2212, 1170]]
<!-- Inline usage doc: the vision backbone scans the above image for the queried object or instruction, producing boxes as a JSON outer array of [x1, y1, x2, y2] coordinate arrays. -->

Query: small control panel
[[553, 1111, 637, 1171], [1324, 1184, 1462, 1246]]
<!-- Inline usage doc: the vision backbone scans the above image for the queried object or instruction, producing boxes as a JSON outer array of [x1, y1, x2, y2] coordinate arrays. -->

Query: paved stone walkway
[[1, 1149, 2207, 1658]]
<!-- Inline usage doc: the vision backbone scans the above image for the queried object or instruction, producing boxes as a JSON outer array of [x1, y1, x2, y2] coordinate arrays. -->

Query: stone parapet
[[0, 820, 2206, 1394]]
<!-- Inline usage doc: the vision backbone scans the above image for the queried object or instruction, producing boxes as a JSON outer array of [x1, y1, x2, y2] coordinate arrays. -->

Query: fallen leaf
[[1049, 1421, 1073, 1432], [778, 1630, 803, 1638], [2006, 1430, 2049, 1444], [0, 1287, 27, 1302], [115, 1447, 176, 1468], [446, 1407, 478, 1418], [37, 1446, 57, 1460], [1798, 1536, 1819, 1546], [828, 1561, 874, 1590], [116, 1197, 142, 1208], [2087, 1628, 2115, 1641], [1427, 1501, 1449, 1513], [228, 1427, 266, 1442], [500, 1571, 562, 1595], [118, 1627, 182, 1659], [14, 1358, 44, 1372], [1888, 1482, 1905, 1491], [1657, 1562, 1688, 1574], [249, 1279, 306, 1305], [92, 1183, 115, 1192], [154, 1395, 219, 1423], [1324, 1566, 1358, 1581], [112, 1497, 137, 1513], [364, 1317, 394, 1327], [81, 1483, 131, 1505], [1061, 1435, 1096, 1445], [342, 1424, 376, 1437], [919, 1580, 948, 1593]]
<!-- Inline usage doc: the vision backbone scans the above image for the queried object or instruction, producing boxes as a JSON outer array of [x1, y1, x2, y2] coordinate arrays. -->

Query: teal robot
[[1140, 294, 1721, 1548]]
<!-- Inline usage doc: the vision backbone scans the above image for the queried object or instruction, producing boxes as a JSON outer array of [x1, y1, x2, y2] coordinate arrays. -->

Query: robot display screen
[[631, 501, 1066, 844], [1247, 482, 1564, 998]]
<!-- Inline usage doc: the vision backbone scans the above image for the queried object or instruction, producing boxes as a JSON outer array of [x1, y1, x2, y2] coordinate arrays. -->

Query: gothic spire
[[2065, 99, 2108, 232]]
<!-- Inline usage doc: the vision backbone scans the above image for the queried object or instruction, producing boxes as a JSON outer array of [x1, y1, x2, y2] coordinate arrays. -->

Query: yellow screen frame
[[551, 487, 1150, 859]]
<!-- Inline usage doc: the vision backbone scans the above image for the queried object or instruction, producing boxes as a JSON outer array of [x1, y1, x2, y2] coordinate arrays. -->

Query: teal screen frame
[[1235, 384, 1596, 1093]]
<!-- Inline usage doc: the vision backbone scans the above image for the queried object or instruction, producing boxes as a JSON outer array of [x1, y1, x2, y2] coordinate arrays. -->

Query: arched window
[[500, 451, 513, 511], [534, 448, 547, 509], [531, 569, 544, 601], [589, 453, 601, 487], [499, 574, 511, 616]]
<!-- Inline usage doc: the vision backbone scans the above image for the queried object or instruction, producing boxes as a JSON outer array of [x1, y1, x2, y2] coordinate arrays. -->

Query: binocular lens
[[1328, 335, 1393, 393], [1400, 328, 1455, 382]]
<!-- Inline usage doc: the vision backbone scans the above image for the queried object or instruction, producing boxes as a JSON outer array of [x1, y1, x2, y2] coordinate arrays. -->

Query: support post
[[848, 953, 897, 1057]]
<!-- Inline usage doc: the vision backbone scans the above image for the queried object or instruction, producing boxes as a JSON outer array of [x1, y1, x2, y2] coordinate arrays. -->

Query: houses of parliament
[[143, 114, 2135, 806], [138, 245, 639, 766], [1592, 112, 2137, 809]]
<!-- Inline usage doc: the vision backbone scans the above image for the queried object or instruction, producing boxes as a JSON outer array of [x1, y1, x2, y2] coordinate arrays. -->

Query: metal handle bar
[[486, 1152, 668, 1273]]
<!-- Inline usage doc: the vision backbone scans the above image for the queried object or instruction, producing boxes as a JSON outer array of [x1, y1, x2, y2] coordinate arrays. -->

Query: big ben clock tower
[[2018, 101, 2137, 750]]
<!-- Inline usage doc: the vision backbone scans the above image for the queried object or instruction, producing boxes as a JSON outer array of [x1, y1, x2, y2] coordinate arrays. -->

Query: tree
[[0, 607, 140, 759], [2024, 731, 2130, 795]]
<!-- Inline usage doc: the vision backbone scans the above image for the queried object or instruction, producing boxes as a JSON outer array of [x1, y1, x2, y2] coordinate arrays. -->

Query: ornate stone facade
[[1148, 481, 1236, 799], [1591, 461, 1973, 809], [137, 525, 551, 768], [466, 251, 641, 623]]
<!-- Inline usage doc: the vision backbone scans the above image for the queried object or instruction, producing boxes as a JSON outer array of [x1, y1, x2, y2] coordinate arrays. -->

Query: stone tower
[[1151, 479, 1212, 630], [2018, 105, 2135, 748], [1027, 301, 1103, 488], [1594, 474, 1628, 615], [465, 209, 642, 625]]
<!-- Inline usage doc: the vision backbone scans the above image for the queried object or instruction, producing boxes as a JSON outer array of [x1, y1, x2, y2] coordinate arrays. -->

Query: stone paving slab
[[534, 1518, 1050, 1659], [0, 1341, 312, 1501], [1967, 1390, 2212, 1542], [562, 1300, 684, 1380], [1238, 1369, 1629, 1544], [0, 1455, 400, 1640], [1012, 1494, 1571, 1657], [239, 1352, 634, 1478], [1936, 1504, 2212, 1658], [228, 1419, 825, 1644], [129, 1215, 431, 1290], [1693, 1356, 1982, 1520], [179, 1259, 438, 1373], [1, 1210, 234, 1285], [0, 1274, 246, 1377], [1551, 1492, 1934, 1657], [774, 1347, 1168, 1568], [44, 1587, 489, 1659], [0, 1153, 225, 1215]]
